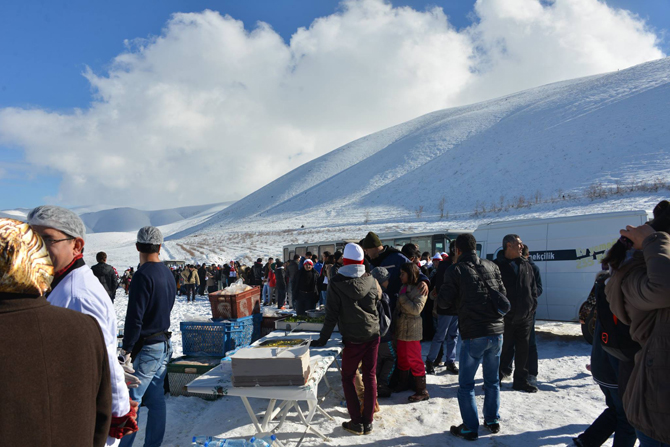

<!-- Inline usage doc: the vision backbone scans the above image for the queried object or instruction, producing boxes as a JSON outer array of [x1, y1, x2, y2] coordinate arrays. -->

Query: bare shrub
[[364, 211, 370, 225], [438, 197, 446, 219], [415, 205, 424, 219]]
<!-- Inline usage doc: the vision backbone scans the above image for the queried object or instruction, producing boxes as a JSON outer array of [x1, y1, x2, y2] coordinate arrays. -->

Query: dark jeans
[[276, 288, 286, 308], [341, 337, 380, 425], [207, 285, 218, 294], [376, 340, 396, 388], [502, 314, 538, 376], [637, 430, 670, 447], [184, 284, 196, 301], [198, 283, 206, 295], [294, 291, 316, 316], [577, 385, 636, 447], [500, 317, 533, 384]]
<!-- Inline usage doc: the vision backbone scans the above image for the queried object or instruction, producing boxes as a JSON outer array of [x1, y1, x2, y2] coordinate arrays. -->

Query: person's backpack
[[595, 273, 641, 362], [377, 291, 392, 338]]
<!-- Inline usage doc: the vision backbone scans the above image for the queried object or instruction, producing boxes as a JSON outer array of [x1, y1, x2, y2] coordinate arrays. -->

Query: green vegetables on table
[[283, 316, 325, 323]]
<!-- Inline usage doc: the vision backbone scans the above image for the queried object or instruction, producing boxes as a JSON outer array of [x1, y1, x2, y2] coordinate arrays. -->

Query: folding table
[[186, 331, 343, 447]]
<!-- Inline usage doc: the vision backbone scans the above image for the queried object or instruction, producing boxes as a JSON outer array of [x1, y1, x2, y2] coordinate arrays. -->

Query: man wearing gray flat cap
[[120, 226, 176, 447]]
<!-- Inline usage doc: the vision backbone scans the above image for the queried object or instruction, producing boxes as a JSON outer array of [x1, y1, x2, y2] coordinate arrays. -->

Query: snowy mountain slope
[[169, 57, 670, 240], [79, 201, 234, 233]]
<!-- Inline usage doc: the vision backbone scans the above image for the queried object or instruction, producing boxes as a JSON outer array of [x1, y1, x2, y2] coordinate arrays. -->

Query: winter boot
[[445, 362, 459, 375], [425, 359, 436, 375], [408, 375, 430, 402], [393, 370, 410, 393], [435, 346, 444, 367]]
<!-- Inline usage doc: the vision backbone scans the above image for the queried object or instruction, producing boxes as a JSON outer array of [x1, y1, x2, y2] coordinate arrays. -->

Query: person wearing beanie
[[0, 218, 115, 447], [291, 258, 319, 315], [312, 243, 381, 435], [28, 206, 138, 445], [120, 226, 176, 447], [361, 231, 429, 312]]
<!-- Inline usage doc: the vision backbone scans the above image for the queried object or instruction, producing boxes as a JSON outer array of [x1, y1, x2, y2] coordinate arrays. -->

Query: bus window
[[283, 248, 289, 262], [380, 238, 394, 247], [476, 243, 482, 258], [319, 244, 335, 258], [412, 236, 431, 255], [307, 246, 319, 257], [296, 247, 306, 257], [394, 238, 411, 249], [289, 250, 295, 260]]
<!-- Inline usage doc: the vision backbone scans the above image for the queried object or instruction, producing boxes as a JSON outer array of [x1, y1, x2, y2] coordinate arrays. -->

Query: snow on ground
[[114, 293, 611, 447]]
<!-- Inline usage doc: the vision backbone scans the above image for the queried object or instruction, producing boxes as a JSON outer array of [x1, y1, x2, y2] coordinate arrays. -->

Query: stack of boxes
[[168, 287, 263, 398]]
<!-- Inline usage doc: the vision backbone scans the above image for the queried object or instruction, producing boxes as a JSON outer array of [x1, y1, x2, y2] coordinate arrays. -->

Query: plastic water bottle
[[249, 435, 276, 446], [208, 439, 249, 446], [192, 436, 212, 446]]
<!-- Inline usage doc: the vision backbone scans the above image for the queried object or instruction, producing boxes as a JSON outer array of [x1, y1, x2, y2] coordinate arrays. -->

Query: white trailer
[[472, 210, 650, 322]]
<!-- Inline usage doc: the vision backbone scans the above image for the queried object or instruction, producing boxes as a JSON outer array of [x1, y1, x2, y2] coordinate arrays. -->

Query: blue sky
[[0, 0, 668, 210]]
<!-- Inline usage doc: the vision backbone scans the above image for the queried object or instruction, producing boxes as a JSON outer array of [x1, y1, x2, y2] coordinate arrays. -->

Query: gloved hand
[[118, 349, 134, 374], [310, 338, 328, 348], [125, 372, 141, 388], [109, 399, 139, 439]]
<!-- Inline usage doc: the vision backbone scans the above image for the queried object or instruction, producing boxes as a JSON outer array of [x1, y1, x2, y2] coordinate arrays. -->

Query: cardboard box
[[231, 341, 311, 387]]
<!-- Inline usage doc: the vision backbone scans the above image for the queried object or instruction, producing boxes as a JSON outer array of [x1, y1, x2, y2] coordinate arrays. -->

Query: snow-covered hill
[[169, 57, 670, 241], [79, 202, 234, 233]]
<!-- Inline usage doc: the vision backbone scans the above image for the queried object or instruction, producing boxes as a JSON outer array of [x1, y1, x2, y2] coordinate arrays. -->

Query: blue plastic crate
[[252, 313, 262, 342], [181, 316, 255, 357]]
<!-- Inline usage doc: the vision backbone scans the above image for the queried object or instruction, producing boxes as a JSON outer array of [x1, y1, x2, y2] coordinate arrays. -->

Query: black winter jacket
[[275, 267, 288, 289], [320, 273, 380, 343], [437, 251, 506, 340], [250, 262, 264, 286], [528, 258, 543, 296], [91, 262, 118, 301], [494, 252, 538, 323]]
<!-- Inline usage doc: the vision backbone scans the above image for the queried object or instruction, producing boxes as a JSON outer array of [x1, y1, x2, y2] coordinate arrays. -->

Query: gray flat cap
[[27, 205, 86, 240], [137, 226, 163, 245], [370, 267, 390, 285]]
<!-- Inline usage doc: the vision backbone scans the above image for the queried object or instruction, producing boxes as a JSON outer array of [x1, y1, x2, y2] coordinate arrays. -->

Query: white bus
[[282, 230, 472, 262], [473, 210, 650, 322]]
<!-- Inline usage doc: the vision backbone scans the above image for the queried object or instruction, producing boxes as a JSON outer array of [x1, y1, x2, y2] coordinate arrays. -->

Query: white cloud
[[0, 0, 664, 208]]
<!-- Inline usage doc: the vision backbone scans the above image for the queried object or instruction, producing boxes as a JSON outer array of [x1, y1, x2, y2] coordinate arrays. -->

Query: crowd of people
[[311, 206, 670, 446], [1, 200, 669, 446]]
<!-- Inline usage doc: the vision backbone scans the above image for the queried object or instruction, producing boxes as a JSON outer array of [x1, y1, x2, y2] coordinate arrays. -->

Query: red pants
[[396, 340, 425, 377], [341, 337, 380, 425]]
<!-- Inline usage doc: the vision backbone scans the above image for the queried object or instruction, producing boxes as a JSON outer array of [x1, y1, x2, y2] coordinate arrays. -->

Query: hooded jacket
[[605, 232, 670, 443], [438, 251, 506, 340], [494, 251, 538, 323], [319, 272, 380, 343]]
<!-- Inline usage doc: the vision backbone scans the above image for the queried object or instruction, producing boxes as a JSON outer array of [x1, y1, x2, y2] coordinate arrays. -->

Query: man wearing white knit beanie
[[312, 243, 381, 436]]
